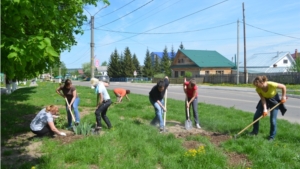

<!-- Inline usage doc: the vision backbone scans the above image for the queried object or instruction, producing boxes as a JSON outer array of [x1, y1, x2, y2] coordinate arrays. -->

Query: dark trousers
[[186, 97, 200, 125], [31, 125, 54, 137], [95, 99, 112, 128]]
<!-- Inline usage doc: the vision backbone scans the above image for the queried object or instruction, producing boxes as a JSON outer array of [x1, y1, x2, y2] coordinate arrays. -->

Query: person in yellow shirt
[[249, 76, 287, 141]]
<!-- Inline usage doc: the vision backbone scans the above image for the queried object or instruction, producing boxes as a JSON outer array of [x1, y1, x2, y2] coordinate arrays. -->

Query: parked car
[[97, 75, 110, 84]]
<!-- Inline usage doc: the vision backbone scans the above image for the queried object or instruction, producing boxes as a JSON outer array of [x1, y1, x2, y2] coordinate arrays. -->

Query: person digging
[[113, 88, 130, 103]]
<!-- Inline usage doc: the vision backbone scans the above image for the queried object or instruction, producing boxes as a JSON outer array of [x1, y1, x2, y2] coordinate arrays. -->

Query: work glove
[[281, 96, 286, 103], [52, 115, 59, 119], [263, 109, 268, 117], [60, 132, 66, 136]]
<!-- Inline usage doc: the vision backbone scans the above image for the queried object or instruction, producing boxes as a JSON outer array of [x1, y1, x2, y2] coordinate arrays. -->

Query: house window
[[178, 59, 180, 63], [216, 71, 224, 74], [175, 71, 178, 78], [205, 71, 209, 75], [283, 59, 288, 64], [181, 71, 185, 76], [181, 59, 184, 63]]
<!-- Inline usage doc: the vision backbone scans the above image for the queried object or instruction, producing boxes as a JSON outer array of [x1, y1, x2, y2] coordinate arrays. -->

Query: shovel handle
[[65, 98, 76, 122], [236, 102, 281, 136]]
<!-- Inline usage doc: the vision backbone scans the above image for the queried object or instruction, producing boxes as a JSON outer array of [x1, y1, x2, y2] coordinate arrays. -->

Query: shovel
[[163, 89, 167, 132], [234, 102, 281, 139], [65, 98, 76, 125], [185, 100, 193, 130]]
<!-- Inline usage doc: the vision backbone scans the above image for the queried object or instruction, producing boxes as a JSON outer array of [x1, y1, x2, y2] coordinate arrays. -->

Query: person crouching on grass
[[30, 105, 66, 137], [91, 78, 112, 130], [250, 75, 287, 141], [149, 76, 169, 132], [113, 88, 130, 103], [184, 78, 201, 129]]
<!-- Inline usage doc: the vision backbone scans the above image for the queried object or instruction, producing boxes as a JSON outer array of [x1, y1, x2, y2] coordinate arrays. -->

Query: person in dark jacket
[[249, 75, 287, 141], [149, 76, 169, 132]]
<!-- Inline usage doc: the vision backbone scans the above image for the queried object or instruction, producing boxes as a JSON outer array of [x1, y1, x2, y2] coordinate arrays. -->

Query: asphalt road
[[73, 81, 300, 124]]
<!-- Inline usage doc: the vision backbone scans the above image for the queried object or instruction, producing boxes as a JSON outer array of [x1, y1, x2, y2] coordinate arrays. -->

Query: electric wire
[[94, 0, 154, 29], [116, 0, 179, 30], [95, 0, 136, 19], [97, 0, 228, 46], [95, 22, 236, 34], [65, 48, 90, 65], [245, 23, 300, 40]]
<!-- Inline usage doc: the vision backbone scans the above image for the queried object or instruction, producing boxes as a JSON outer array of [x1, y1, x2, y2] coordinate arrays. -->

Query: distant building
[[291, 49, 299, 60], [171, 49, 235, 77], [238, 52, 296, 73], [150, 52, 176, 66]]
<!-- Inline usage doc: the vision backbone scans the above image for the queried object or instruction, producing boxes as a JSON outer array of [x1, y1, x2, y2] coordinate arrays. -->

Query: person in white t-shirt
[[90, 78, 112, 130], [30, 105, 66, 137]]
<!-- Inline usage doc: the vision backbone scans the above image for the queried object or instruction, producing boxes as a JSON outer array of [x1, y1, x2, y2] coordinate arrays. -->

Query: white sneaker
[[196, 124, 201, 129]]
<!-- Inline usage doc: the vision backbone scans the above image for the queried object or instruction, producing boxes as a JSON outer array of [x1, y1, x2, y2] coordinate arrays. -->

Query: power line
[[116, 0, 180, 30], [98, 0, 228, 46], [65, 48, 90, 65], [95, 22, 236, 34], [245, 23, 300, 40], [95, 0, 135, 19], [94, 0, 154, 29]]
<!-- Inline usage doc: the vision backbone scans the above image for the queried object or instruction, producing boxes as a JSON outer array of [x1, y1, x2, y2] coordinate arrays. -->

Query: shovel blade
[[185, 120, 193, 130]]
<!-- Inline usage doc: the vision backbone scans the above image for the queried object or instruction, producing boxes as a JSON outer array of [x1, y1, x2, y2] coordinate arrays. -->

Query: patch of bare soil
[[164, 120, 252, 168]]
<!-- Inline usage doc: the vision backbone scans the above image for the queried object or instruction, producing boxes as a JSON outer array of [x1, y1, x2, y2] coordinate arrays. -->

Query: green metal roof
[[179, 49, 235, 68]]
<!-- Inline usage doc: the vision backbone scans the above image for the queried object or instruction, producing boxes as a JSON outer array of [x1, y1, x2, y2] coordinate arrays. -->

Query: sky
[[61, 0, 300, 69]]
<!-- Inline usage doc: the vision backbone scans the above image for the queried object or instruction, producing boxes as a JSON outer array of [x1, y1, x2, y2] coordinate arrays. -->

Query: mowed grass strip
[[1, 82, 300, 169]]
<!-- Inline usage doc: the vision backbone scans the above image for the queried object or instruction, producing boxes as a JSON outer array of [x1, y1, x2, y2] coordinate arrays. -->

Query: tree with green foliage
[[123, 47, 135, 77], [170, 45, 176, 62], [101, 61, 108, 66], [289, 57, 300, 72], [107, 49, 121, 77], [179, 42, 185, 50], [82, 62, 91, 77], [161, 46, 171, 76], [132, 54, 141, 76], [154, 56, 160, 74], [1, 0, 110, 80], [52, 62, 67, 77], [143, 49, 153, 77]]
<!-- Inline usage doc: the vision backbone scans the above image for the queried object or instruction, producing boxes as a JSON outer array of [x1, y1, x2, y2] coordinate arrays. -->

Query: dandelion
[[31, 166, 36, 169]]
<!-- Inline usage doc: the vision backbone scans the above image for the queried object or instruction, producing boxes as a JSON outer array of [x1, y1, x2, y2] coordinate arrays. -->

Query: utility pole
[[242, 3, 248, 84], [237, 19, 239, 85], [85, 5, 108, 79], [90, 16, 95, 79]]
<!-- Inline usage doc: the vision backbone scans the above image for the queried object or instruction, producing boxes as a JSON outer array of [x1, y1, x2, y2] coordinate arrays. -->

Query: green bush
[[185, 71, 192, 78]]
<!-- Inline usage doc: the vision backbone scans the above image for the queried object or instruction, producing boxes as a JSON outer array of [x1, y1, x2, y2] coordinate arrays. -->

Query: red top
[[113, 88, 126, 97], [184, 81, 198, 98]]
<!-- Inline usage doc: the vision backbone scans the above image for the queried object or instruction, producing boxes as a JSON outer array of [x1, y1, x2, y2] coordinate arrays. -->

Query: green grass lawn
[[1, 82, 300, 169]]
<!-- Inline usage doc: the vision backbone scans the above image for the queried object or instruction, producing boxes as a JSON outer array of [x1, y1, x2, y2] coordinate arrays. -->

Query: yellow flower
[[31, 167, 36, 169]]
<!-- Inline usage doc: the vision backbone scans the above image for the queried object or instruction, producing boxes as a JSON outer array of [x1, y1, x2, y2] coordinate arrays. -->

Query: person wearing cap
[[113, 88, 130, 103], [90, 78, 112, 130], [249, 75, 287, 141], [30, 105, 66, 137], [149, 76, 169, 132], [184, 78, 201, 129]]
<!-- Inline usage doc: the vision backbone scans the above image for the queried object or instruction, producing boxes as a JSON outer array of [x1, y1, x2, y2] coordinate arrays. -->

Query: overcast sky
[[61, 0, 300, 69]]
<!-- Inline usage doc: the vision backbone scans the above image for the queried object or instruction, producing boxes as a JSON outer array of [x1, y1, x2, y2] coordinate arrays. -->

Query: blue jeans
[[149, 96, 164, 129], [66, 97, 80, 127], [252, 101, 279, 139], [186, 97, 200, 125]]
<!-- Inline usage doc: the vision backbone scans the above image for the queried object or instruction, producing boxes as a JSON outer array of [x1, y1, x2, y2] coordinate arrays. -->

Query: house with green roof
[[170, 49, 235, 77]]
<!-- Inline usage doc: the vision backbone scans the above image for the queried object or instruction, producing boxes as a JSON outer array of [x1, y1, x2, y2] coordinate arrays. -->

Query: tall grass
[[1, 82, 300, 169]]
